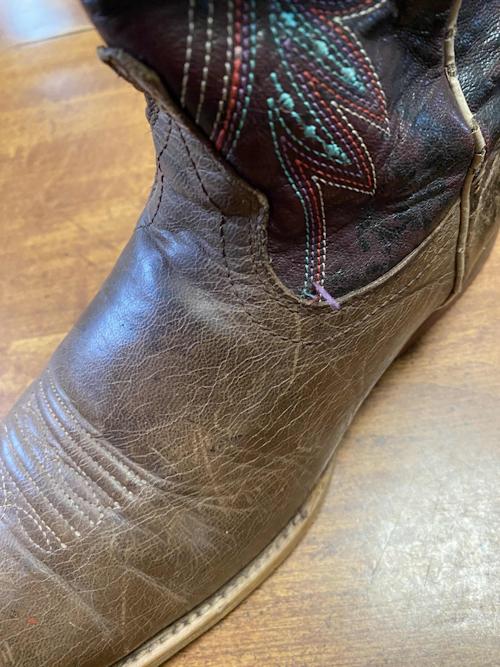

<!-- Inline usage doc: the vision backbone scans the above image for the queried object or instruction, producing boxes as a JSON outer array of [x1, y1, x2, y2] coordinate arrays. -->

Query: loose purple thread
[[314, 282, 340, 310]]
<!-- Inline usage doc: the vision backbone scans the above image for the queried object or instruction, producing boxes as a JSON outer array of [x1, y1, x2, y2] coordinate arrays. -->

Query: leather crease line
[[444, 0, 487, 296]]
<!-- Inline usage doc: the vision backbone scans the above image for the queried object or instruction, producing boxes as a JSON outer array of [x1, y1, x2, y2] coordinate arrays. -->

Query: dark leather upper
[[1, 1, 500, 665], [83, 0, 474, 298]]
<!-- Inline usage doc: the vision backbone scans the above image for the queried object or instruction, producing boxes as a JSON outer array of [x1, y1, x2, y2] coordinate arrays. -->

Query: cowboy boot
[[0, 1, 498, 665]]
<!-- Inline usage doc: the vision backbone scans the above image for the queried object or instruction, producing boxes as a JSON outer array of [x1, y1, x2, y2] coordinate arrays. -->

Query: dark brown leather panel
[[82, 0, 474, 299], [461, 148, 500, 287], [0, 50, 466, 667], [456, 0, 500, 151], [454, 2, 500, 286]]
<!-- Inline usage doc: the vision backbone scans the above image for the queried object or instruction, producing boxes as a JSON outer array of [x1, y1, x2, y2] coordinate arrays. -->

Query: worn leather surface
[[83, 0, 474, 298], [455, 1, 500, 282], [456, 0, 500, 150], [0, 4, 498, 666]]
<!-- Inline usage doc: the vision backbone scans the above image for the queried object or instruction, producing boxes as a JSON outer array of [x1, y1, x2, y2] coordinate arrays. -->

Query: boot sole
[[115, 455, 336, 667]]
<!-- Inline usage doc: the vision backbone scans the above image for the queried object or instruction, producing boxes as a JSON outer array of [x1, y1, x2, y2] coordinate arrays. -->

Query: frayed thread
[[313, 282, 340, 310]]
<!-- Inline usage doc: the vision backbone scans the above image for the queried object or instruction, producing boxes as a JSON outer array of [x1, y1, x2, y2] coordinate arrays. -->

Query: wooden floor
[[1, 3, 500, 666]]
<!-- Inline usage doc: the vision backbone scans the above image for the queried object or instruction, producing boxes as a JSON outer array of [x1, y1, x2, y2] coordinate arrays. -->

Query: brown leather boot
[[1, 1, 498, 665]]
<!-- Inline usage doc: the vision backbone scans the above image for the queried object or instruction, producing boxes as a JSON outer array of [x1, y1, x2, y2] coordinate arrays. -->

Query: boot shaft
[[83, 0, 486, 299]]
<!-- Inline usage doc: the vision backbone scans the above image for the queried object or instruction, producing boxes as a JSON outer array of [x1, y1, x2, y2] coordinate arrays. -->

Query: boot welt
[[114, 456, 336, 667]]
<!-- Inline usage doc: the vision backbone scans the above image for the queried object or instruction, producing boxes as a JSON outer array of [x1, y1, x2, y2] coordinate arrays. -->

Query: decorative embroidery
[[267, 0, 390, 296], [195, 0, 215, 124], [179, 0, 389, 304], [181, 0, 196, 109], [182, 0, 256, 156], [215, 0, 257, 156], [226, 1, 258, 158], [211, 1, 235, 140]]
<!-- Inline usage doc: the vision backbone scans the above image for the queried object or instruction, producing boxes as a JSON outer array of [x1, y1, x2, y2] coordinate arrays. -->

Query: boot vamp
[[0, 52, 463, 667], [0, 224, 318, 666]]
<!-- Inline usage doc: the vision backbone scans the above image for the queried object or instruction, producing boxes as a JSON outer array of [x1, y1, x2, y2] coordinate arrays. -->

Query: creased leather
[[455, 1, 500, 284], [82, 0, 475, 298], [0, 47, 478, 667]]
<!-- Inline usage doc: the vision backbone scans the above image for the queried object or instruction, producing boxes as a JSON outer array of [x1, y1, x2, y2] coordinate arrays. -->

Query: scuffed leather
[[456, 0, 500, 151], [0, 46, 486, 666], [455, 2, 500, 284], [82, 0, 474, 298]]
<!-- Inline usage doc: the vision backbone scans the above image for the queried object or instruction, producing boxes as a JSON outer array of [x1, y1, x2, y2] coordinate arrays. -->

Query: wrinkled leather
[[83, 0, 474, 298], [456, 0, 500, 150], [455, 2, 500, 282], [0, 4, 499, 666]]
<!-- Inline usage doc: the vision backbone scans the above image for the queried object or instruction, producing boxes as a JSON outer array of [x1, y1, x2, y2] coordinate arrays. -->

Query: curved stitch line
[[221, 0, 245, 153], [247, 185, 454, 332], [307, 83, 376, 191], [144, 122, 173, 228], [175, 113, 453, 345], [341, 22, 388, 110], [45, 375, 148, 489], [40, 379, 136, 501], [216, 0, 243, 151], [195, 0, 215, 124], [313, 15, 387, 114], [294, 70, 374, 182], [313, 77, 389, 133], [21, 400, 106, 528], [2, 427, 66, 552], [269, 17, 352, 160], [181, 0, 196, 108], [13, 412, 82, 537], [211, 0, 235, 141], [227, 0, 257, 158], [45, 372, 164, 492], [37, 384, 120, 511], [316, 0, 389, 20], [282, 3, 388, 128]]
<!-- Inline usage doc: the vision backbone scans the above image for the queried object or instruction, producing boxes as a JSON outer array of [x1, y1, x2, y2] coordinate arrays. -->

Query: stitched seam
[[13, 412, 82, 537], [220, 0, 243, 151], [141, 123, 173, 229], [174, 120, 306, 345], [175, 112, 450, 343], [211, 0, 235, 141], [341, 22, 388, 109], [40, 379, 125, 501], [195, 0, 215, 124], [181, 0, 196, 108], [22, 400, 106, 528], [248, 193, 454, 335], [319, 0, 389, 19], [40, 378, 135, 501], [46, 375, 149, 491], [226, 0, 257, 158], [37, 386, 119, 510], [247, 186, 443, 343], [2, 427, 65, 552]]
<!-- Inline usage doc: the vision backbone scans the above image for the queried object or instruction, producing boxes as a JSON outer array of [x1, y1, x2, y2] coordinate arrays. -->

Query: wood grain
[[1, 10, 500, 667]]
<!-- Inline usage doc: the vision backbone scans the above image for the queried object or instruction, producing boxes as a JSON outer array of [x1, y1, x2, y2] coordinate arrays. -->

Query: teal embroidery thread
[[267, 0, 390, 295]]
